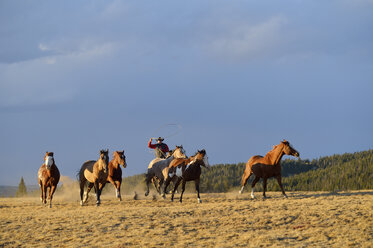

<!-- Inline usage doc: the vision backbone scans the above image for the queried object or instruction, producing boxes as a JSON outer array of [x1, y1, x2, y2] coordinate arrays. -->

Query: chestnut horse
[[78, 149, 109, 206], [163, 149, 210, 203], [106, 150, 127, 201], [239, 140, 299, 198], [145, 146, 187, 197], [38, 152, 60, 208]]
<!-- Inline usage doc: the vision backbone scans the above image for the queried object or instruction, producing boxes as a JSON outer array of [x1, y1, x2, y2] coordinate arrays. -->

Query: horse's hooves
[[284, 194, 288, 198], [145, 192, 149, 197], [198, 199, 202, 204], [161, 194, 166, 199]]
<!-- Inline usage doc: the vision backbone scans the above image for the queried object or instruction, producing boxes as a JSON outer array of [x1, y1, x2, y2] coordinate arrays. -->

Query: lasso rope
[[151, 124, 183, 139]]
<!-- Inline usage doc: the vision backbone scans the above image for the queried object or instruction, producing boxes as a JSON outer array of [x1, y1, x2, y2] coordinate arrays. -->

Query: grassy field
[[0, 189, 372, 247]]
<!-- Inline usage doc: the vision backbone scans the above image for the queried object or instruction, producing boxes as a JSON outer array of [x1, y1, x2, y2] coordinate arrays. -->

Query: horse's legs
[[251, 176, 260, 199], [144, 173, 153, 197], [39, 181, 44, 203], [276, 175, 287, 198], [116, 180, 122, 201], [79, 179, 86, 206], [158, 178, 164, 194], [195, 178, 201, 203], [172, 177, 179, 194], [83, 183, 94, 203], [108, 176, 121, 200], [262, 178, 268, 198], [94, 181, 101, 206], [179, 180, 187, 203], [152, 178, 160, 194], [49, 185, 57, 208], [171, 178, 182, 202], [42, 184, 48, 204], [162, 176, 172, 199]]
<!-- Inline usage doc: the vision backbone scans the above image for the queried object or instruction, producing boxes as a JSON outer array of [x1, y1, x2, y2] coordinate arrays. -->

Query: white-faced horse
[[38, 152, 60, 208]]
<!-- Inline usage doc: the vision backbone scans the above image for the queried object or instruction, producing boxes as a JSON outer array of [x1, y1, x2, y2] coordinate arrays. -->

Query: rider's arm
[[148, 139, 157, 149]]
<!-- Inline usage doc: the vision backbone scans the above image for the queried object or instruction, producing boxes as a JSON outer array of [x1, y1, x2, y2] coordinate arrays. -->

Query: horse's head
[[281, 140, 300, 158], [44, 151, 54, 170], [173, 145, 187, 159], [99, 149, 109, 173], [114, 150, 127, 168], [192, 149, 210, 168]]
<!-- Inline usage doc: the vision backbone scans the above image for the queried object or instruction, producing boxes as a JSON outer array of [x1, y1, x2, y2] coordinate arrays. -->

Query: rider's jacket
[[148, 141, 169, 158]]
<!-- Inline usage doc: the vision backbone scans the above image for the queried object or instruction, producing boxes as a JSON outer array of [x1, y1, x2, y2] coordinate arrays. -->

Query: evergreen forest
[[122, 150, 373, 193]]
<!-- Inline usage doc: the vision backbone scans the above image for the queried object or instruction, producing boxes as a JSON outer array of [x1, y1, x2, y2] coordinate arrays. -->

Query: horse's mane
[[192, 149, 206, 157]]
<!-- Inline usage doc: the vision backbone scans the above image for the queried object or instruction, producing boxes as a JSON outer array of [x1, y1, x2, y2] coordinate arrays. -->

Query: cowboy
[[148, 137, 169, 158]]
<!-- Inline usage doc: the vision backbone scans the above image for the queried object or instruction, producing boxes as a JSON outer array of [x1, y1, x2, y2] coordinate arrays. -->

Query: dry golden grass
[[0, 189, 372, 247]]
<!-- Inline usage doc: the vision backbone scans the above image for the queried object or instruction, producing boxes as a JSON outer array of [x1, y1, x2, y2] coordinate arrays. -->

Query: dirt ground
[[0, 190, 372, 247]]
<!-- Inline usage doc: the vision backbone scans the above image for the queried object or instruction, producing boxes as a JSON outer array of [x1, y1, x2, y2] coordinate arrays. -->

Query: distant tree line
[[121, 150, 373, 193]]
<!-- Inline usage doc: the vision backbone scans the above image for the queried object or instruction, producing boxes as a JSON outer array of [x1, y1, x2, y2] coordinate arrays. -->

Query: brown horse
[[78, 149, 109, 206], [106, 150, 127, 201], [163, 149, 210, 203], [37, 152, 60, 208], [239, 140, 299, 198]]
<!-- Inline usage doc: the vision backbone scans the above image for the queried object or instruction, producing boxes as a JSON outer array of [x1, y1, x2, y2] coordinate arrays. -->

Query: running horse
[[78, 149, 109, 206], [239, 140, 299, 198], [145, 146, 187, 197], [163, 149, 210, 203], [38, 152, 60, 208], [106, 150, 127, 201]]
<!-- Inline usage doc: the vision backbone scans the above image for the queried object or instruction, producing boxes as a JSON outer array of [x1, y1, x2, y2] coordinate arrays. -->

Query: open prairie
[[0, 190, 372, 247]]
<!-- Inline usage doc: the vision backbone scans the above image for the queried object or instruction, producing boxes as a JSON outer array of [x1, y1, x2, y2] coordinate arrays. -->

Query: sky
[[1, 0, 372, 186]]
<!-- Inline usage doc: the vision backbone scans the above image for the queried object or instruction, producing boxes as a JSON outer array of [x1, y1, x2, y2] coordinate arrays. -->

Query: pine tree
[[15, 177, 27, 197]]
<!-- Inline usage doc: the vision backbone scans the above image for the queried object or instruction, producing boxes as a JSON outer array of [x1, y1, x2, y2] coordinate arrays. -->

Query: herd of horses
[[37, 139, 299, 207]]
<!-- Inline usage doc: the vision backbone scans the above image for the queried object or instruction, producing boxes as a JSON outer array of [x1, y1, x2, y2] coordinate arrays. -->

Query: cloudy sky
[[1, 0, 372, 186]]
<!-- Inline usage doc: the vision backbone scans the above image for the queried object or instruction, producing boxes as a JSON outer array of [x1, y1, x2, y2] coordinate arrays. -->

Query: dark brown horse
[[106, 150, 127, 201], [239, 140, 299, 198], [37, 152, 60, 208], [163, 149, 210, 203], [78, 149, 109, 206]]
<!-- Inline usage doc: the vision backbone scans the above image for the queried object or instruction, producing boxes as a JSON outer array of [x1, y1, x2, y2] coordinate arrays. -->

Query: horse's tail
[[241, 161, 253, 186], [77, 161, 90, 186]]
